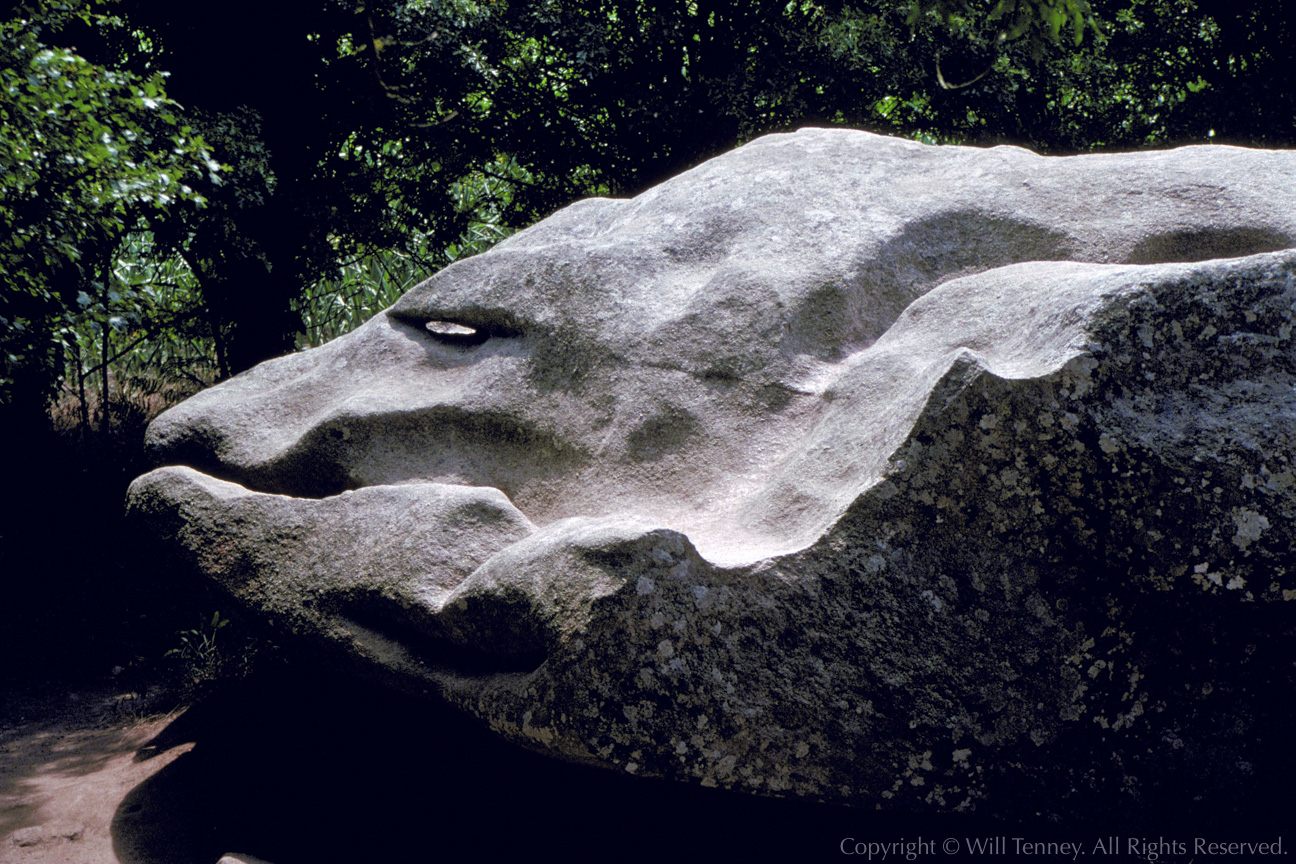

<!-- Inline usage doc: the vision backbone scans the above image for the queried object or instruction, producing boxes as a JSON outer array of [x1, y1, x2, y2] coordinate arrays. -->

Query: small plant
[[163, 610, 265, 691], [165, 611, 229, 669]]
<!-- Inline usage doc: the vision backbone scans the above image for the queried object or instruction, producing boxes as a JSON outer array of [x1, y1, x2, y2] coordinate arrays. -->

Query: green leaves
[[908, 0, 1096, 58], [0, 1, 218, 412], [164, 611, 238, 685], [5, 0, 1286, 424]]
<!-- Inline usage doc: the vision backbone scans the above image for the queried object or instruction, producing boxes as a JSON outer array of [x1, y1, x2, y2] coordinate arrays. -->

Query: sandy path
[[1, 685, 191, 864], [0, 668, 1039, 863]]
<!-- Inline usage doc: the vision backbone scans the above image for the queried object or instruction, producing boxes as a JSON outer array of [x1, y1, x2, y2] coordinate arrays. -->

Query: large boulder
[[128, 129, 1296, 819]]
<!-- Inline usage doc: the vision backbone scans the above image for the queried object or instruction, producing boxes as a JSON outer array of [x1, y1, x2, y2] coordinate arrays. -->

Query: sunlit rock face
[[128, 129, 1296, 819]]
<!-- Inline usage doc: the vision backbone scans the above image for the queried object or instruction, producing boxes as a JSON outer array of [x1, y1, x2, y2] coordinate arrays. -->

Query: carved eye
[[387, 307, 523, 344], [423, 319, 490, 347], [425, 320, 478, 337]]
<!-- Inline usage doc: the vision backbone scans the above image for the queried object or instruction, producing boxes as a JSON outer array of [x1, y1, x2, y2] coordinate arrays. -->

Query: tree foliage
[[95, 0, 1134, 376], [0, 1, 216, 418], [2, 0, 1292, 426]]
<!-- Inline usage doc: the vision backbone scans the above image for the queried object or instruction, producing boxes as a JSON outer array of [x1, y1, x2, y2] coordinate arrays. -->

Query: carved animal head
[[139, 129, 1296, 562], [129, 130, 1296, 814]]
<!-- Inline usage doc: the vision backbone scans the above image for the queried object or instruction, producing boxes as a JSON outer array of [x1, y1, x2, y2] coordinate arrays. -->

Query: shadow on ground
[[105, 665, 997, 864], [101, 661, 1291, 864]]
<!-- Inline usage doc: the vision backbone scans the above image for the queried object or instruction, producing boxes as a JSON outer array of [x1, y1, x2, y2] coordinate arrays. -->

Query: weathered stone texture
[[128, 129, 1296, 819]]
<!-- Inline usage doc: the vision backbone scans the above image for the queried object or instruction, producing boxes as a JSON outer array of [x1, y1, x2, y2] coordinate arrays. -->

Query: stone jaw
[[128, 129, 1296, 818]]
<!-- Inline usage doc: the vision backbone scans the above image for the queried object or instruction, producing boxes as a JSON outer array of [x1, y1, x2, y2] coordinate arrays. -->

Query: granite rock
[[128, 129, 1296, 818]]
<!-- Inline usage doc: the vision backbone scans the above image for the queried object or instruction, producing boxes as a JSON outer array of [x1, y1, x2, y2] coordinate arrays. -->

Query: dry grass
[[48, 370, 209, 444]]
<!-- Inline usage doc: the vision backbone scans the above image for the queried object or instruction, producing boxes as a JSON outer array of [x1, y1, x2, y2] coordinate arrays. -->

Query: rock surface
[[128, 128, 1296, 819]]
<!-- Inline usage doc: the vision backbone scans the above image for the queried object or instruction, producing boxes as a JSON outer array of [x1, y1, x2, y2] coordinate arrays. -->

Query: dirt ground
[[1, 680, 185, 864], [8, 663, 1277, 864], [0, 675, 223, 864], [0, 666, 886, 864]]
